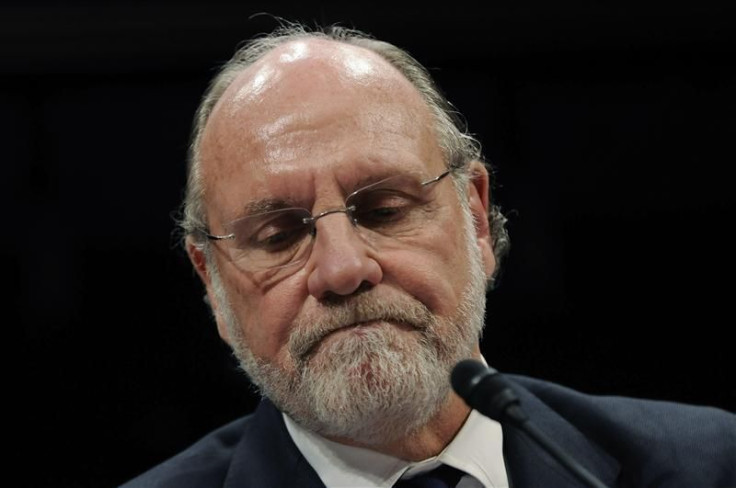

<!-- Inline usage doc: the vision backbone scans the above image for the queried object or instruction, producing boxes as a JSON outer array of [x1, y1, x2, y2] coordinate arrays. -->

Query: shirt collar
[[283, 408, 509, 488]]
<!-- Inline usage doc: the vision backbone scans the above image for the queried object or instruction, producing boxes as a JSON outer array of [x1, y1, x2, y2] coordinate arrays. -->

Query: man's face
[[189, 39, 496, 445]]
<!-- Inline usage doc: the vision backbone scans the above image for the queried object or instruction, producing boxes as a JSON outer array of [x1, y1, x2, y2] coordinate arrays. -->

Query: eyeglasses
[[201, 170, 451, 273]]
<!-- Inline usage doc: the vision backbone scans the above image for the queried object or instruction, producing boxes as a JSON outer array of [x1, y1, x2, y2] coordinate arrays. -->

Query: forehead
[[199, 38, 446, 216]]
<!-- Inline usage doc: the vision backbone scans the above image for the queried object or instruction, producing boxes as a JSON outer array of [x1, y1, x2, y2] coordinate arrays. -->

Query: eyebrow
[[239, 198, 299, 218], [234, 168, 428, 219], [348, 169, 415, 193]]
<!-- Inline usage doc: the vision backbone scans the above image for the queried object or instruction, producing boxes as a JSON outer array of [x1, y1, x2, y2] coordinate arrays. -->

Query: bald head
[[216, 38, 411, 110], [199, 37, 437, 186]]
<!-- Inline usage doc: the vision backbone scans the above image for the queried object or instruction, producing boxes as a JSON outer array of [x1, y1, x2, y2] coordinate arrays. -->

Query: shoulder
[[506, 374, 736, 439], [120, 398, 324, 488], [506, 374, 736, 485], [119, 414, 254, 488]]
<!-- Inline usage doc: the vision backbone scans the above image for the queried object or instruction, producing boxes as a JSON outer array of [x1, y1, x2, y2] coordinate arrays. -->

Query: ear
[[465, 161, 497, 279], [186, 236, 211, 287], [186, 237, 232, 345]]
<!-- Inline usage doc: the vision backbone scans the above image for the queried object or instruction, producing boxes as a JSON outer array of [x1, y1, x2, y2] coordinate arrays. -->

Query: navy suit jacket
[[121, 375, 736, 487]]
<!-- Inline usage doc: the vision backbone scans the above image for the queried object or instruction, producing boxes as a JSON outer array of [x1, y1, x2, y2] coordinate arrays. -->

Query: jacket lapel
[[223, 399, 326, 488]]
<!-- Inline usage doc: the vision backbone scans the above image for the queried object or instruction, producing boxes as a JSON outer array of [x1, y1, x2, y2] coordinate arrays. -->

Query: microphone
[[451, 359, 610, 488]]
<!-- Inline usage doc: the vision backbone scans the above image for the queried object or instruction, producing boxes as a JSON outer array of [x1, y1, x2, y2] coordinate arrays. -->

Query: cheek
[[389, 202, 476, 315], [383, 233, 470, 317], [222, 267, 306, 363]]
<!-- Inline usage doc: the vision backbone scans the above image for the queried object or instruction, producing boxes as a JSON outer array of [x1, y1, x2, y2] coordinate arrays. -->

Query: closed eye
[[250, 226, 310, 251], [233, 211, 311, 252], [354, 204, 410, 226], [352, 190, 419, 227]]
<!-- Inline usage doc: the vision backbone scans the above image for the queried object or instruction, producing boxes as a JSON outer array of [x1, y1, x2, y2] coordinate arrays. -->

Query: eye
[[253, 226, 308, 251], [352, 189, 417, 227], [234, 211, 310, 252]]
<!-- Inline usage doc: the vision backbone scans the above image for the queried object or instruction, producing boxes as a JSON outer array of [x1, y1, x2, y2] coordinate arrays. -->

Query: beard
[[207, 200, 488, 447]]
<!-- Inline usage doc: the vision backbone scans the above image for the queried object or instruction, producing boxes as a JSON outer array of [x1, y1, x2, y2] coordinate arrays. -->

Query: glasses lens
[[227, 208, 313, 270], [347, 174, 437, 235]]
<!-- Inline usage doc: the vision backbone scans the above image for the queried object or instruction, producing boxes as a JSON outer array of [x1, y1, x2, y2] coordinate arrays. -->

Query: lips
[[326, 319, 396, 338], [293, 317, 417, 362]]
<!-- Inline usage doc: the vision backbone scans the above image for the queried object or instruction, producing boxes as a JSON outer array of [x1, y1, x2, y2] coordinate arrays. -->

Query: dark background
[[10, 2, 735, 487]]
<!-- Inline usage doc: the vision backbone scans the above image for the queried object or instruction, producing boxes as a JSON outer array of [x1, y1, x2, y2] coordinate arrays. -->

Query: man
[[122, 23, 735, 488]]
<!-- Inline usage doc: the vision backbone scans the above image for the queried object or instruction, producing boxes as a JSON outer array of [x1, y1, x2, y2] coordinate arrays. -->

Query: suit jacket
[[120, 375, 736, 487]]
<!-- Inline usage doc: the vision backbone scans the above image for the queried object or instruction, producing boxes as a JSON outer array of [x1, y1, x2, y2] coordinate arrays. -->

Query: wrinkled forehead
[[203, 37, 435, 150]]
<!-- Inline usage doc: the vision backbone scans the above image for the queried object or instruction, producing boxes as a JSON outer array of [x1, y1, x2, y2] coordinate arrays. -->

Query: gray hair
[[178, 22, 510, 283]]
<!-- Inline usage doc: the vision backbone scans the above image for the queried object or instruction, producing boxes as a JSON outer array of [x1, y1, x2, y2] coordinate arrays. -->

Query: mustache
[[288, 292, 435, 362]]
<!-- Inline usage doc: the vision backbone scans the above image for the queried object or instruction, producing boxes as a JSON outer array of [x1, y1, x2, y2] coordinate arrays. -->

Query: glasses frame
[[199, 169, 452, 271]]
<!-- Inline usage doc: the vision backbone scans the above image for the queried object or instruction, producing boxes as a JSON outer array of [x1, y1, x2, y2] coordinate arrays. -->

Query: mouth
[[331, 318, 416, 336], [297, 319, 417, 361], [318, 319, 387, 344]]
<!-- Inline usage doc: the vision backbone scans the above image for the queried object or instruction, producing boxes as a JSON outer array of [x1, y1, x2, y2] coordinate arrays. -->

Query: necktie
[[393, 464, 465, 488]]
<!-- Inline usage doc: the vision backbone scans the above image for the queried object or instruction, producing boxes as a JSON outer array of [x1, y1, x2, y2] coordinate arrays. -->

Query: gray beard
[[208, 203, 488, 446]]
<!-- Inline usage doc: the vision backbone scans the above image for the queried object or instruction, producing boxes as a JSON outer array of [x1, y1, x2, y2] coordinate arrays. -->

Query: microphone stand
[[501, 402, 609, 488]]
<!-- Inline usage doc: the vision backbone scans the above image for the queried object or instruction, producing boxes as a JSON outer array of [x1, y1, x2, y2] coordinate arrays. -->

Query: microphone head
[[451, 359, 523, 423], [450, 359, 496, 401]]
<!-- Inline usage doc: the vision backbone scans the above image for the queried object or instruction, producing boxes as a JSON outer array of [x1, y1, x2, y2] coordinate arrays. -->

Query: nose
[[306, 212, 383, 299]]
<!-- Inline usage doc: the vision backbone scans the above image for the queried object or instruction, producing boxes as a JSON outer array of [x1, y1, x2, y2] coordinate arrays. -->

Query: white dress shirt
[[284, 407, 509, 487]]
